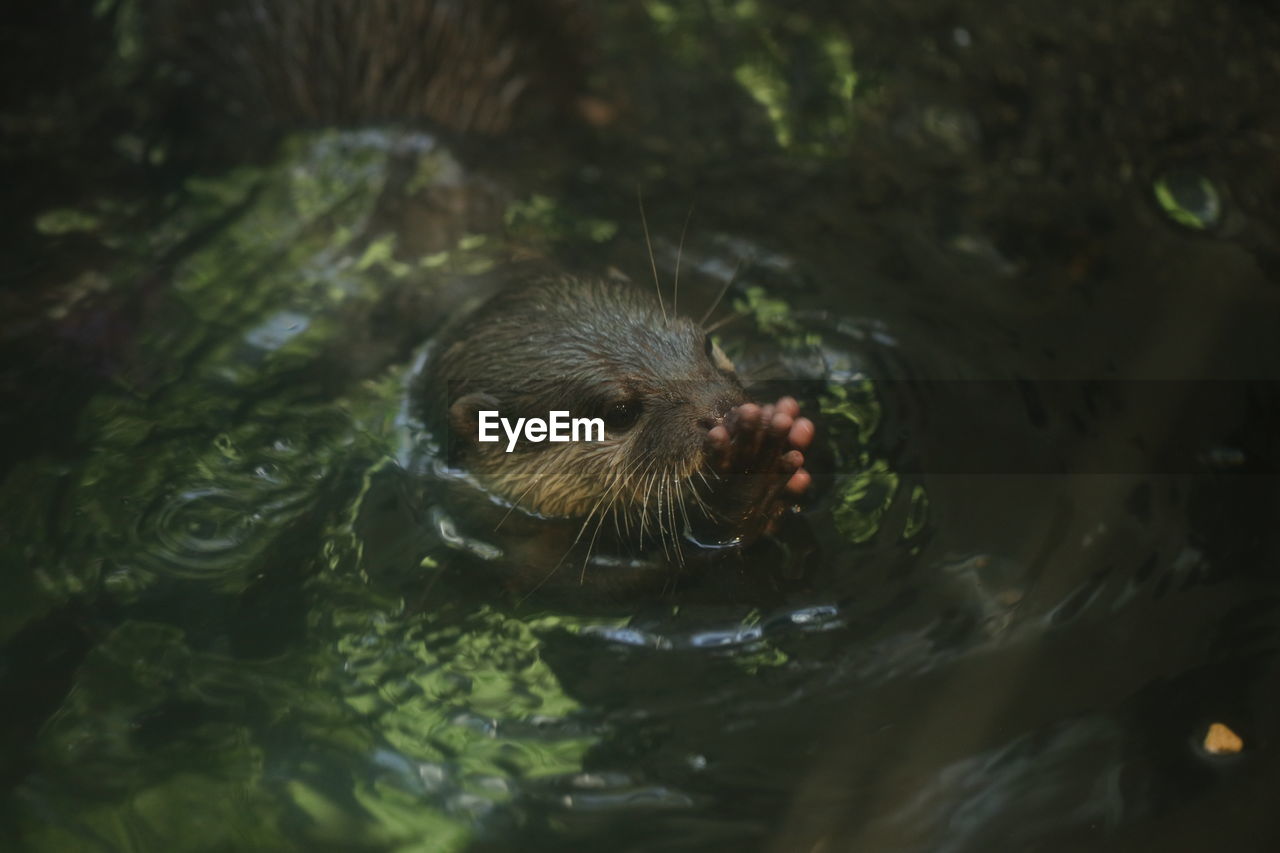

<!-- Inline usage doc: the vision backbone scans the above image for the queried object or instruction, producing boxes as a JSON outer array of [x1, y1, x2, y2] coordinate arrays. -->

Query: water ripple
[[131, 466, 316, 582]]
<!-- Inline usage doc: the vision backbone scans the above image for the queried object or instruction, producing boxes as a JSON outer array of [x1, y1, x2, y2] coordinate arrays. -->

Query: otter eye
[[604, 399, 642, 432]]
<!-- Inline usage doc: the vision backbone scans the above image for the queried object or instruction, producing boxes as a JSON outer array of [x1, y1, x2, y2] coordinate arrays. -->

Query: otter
[[413, 273, 814, 580], [140, 0, 596, 137]]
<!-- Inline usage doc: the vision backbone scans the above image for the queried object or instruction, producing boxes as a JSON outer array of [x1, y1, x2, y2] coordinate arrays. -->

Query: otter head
[[431, 276, 746, 532]]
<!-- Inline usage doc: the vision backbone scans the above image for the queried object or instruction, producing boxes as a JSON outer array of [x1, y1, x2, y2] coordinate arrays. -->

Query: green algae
[[505, 193, 620, 247], [8, 130, 601, 851], [643, 0, 859, 153]]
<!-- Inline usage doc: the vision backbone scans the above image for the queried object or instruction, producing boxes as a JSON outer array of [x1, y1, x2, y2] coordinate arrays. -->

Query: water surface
[[3, 2, 1279, 851]]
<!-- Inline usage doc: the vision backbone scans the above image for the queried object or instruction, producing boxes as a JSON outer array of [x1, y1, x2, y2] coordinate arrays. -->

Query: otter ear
[[448, 393, 500, 447]]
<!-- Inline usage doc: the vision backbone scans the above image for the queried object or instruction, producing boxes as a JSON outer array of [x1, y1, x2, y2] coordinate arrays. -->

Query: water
[[3, 2, 1280, 851]]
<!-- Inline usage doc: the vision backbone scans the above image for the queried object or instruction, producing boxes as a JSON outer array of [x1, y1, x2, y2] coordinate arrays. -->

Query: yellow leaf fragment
[[1203, 722, 1243, 755]]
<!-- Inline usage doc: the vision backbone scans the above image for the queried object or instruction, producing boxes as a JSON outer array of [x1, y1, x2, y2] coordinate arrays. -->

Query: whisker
[[637, 186, 667, 321], [494, 471, 548, 531], [673, 479, 692, 566], [739, 358, 793, 383], [660, 474, 678, 563], [607, 454, 645, 543], [673, 202, 694, 317], [653, 471, 671, 562], [579, 509, 610, 584], [517, 481, 615, 606], [610, 503, 623, 541], [670, 478, 685, 565], [638, 460, 659, 545], [686, 473, 716, 518], [699, 253, 747, 327], [704, 309, 746, 334]]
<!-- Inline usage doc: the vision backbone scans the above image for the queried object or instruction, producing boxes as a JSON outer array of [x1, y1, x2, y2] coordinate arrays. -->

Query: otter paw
[[705, 396, 815, 502]]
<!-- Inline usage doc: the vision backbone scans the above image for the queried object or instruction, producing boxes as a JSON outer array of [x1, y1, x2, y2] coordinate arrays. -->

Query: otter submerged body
[[140, 0, 594, 136]]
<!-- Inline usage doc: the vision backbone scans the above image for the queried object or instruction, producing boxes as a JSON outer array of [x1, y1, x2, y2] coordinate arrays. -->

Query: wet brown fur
[[418, 276, 747, 549], [141, 0, 591, 134]]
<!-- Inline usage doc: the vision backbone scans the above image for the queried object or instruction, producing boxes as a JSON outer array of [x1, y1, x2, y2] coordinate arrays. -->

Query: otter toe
[[785, 468, 812, 495], [776, 396, 801, 418], [788, 417, 815, 452]]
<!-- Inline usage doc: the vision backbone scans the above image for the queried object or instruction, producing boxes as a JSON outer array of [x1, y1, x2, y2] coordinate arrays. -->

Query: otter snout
[[692, 389, 748, 432]]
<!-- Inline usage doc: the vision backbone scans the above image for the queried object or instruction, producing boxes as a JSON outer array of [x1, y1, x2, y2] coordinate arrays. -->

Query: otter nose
[[693, 392, 741, 430]]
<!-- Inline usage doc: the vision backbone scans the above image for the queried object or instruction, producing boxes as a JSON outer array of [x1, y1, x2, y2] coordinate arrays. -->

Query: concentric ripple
[[130, 460, 320, 584]]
